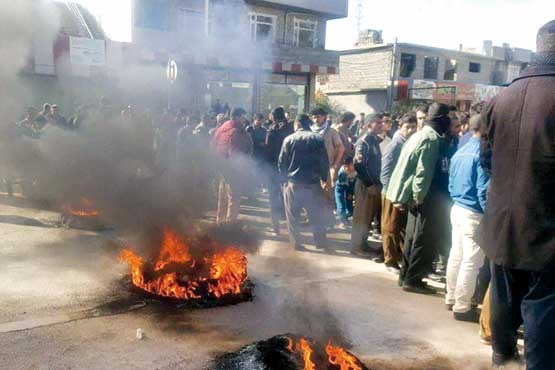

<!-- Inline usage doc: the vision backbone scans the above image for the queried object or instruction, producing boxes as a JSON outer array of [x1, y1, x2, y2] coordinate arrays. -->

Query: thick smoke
[[0, 1, 262, 253], [0, 0, 344, 354]]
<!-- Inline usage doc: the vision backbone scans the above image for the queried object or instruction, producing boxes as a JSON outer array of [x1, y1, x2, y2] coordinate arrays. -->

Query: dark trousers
[[268, 173, 284, 231], [283, 182, 327, 247], [490, 263, 555, 369], [351, 180, 381, 251], [399, 198, 436, 286]]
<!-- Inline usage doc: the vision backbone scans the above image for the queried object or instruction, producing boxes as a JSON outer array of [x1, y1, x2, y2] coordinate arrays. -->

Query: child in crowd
[[335, 156, 357, 227]]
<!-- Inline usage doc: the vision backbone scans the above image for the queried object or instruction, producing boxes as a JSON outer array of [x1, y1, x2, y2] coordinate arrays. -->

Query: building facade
[[25, 0, 347, 117], [318, 30, 533, 114], [125, 0, 347, 115]]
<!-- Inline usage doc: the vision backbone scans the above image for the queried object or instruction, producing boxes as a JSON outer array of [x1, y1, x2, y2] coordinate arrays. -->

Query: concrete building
[[24, 0, 347, 116], [318, 30, 533, 114], [125, 0, 348, 115], [22, 1, 112, 110]]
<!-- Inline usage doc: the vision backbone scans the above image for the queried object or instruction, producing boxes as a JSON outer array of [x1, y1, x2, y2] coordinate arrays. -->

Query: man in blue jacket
[[445, 115, 489, 322]]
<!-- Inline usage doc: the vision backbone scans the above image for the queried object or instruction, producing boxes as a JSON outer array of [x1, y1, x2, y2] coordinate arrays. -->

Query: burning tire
[[215, 335, 369, 370], [120, 228, 253, 308]]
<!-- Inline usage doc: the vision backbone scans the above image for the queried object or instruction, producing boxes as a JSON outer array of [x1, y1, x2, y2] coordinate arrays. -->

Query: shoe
[[492, 351, 522, 368], [402, 282, 436, 295], [338, 222, 347, 230], [372, 255, 385, 264], [294, 244, 307, 251], [479, 328, 492, 346], [453, 309, 480, 323], [427, 273, 446, 283], [445, 304, 454, 311], [386, 266, 400, 275]]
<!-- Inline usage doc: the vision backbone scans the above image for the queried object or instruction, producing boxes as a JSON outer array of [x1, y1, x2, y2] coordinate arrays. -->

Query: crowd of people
[[209, 54, 553, 369], [4, 19, 554, 370]]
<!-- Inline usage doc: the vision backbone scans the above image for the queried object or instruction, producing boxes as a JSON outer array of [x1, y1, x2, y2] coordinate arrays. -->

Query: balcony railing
[[248, 0, 348, 19]]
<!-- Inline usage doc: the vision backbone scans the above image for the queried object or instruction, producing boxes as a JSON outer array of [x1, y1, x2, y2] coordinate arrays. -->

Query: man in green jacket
[[386, 102, 451, 294]]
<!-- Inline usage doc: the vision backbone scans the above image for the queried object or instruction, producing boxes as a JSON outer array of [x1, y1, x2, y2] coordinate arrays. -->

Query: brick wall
[[323, 47, 393, 92]]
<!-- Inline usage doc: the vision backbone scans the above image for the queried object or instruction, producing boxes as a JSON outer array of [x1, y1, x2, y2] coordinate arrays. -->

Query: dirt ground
[[0, 195, 493, 370]]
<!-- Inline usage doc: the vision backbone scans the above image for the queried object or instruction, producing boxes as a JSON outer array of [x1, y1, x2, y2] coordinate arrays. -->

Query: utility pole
[[356, 0, 363, 34]]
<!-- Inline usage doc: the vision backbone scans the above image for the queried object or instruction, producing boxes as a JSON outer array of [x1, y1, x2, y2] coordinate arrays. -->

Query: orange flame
[[297, 338, 316, 370], [326, 342, 362, 370], [287, 337, 362, 370], [119, 228, 248, 301], [63, 197, 99, 217]]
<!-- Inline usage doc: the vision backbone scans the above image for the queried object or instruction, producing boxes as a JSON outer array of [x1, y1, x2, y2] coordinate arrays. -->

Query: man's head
[[295, 114, 312, 131], [537, 19, 555, 55], [231, 107, 247, 125], [468, 115, 482, 138], [340, 111, 356, 127], [51, 105, 60, 116], [216, 113, 226, 126], [26, 107, 37, 119], [470, 101, 484, 116], [458, 113, 470, 136], [415, 105, 428, 130], [398, 114, 418, 139], [360, 112, 365, 120], [425, 102, 451, 135], [343, 156, 355, 172], [381, 112, 392, 134], [365, 113, 384, 135], [310, 107, 328, 126], [448, 106, 461, 137], [42, 103, 51, 113], [285, 112, 291, 120], [271, 107, 286, 123], [254, 113, 264, 126]]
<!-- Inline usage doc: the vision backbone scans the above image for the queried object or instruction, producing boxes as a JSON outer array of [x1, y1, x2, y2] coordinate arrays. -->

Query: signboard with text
[[69, 37, 106, 66]]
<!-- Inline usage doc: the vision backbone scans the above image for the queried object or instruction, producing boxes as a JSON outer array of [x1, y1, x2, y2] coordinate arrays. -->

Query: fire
[[63, 197, 99, 217], [119, 228, 248, 301], [287, 337, 362, 370], [297, 338, 316, 370], [326, 342, 363, 370]]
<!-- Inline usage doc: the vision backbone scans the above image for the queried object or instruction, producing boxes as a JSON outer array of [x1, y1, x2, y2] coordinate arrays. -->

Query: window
[[399, 53, 416, 78], [423, 56, 439, 79], [250, 14, 276, 42], [134, 0, 168, 30], [469, 62, 481, 73], [444, 59, 457, 80], [294, 18, 318, 48], [178, 8, 203, 34]]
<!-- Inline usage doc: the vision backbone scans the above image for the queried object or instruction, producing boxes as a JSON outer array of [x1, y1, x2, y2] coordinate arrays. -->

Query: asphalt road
[[0, 195, 493, 370]]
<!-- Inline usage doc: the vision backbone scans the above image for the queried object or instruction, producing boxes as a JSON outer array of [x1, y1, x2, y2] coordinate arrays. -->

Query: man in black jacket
[[480, 20, 555, 370], [351, 113, 383, 257], [279, 114, 330, 250], [266, 107, 294, 235]]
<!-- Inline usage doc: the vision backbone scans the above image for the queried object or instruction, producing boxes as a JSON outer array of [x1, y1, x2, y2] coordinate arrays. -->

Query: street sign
[[166, 59, 178, 84]]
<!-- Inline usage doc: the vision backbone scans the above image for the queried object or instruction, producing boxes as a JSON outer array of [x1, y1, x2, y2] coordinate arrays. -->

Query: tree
[[314, 90, 344, 118]]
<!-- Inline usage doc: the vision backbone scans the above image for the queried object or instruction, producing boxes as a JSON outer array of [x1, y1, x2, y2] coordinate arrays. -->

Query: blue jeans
[[334, 185, 353, 221], [490, 262, 555, 369]]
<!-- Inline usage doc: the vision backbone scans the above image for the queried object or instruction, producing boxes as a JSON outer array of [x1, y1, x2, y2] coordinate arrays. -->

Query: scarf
[[311, 121, 329, 135]]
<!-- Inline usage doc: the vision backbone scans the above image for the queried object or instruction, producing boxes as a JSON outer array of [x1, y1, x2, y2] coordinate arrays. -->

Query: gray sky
[[326, 0, 555, 51], [75, 0, 554, 52]]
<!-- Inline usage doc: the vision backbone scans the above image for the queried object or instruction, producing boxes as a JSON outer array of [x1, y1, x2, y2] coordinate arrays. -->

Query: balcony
[[246, 0, 348, 19]]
